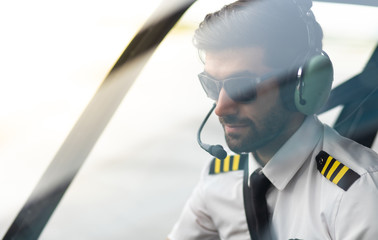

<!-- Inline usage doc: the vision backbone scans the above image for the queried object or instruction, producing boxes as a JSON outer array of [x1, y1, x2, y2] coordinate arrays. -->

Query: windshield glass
[[0, 0, 377, 239]]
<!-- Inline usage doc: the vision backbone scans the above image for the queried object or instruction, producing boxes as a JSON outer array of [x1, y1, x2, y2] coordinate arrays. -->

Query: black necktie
[[247, 168, 272, 240]]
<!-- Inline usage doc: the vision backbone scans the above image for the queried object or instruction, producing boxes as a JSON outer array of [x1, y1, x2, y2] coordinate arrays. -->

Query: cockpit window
[[0, 1, 377, 239]]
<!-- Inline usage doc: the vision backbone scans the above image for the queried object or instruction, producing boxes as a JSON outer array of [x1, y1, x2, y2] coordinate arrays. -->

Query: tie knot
[[250, 168, 271, 195]]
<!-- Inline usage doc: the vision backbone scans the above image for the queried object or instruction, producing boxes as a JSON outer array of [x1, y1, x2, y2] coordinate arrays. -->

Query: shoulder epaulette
[[209, 154, 248, 175], [315, 151, 360, 191]]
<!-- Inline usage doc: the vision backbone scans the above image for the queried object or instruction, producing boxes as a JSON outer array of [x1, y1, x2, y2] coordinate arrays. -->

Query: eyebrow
[[203, 70, 258, 80]]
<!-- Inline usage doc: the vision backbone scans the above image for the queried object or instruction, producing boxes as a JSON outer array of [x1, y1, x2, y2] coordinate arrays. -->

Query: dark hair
[[193, 0, 323, 70]]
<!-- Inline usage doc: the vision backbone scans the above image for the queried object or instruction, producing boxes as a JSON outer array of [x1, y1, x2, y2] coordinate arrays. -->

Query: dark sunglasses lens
[[199, 74, 220, 100], [224, 77, 257, 102]]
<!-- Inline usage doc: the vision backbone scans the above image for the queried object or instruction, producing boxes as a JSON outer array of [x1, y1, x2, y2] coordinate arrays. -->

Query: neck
[[254, 114, 306, 166]]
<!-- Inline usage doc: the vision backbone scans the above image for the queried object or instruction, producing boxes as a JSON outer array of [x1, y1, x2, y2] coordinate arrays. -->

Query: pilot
[[168, 0, 378, 239]]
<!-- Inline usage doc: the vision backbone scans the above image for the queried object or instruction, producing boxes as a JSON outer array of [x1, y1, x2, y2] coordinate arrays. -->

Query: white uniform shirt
[[168, 115, 378, 240]]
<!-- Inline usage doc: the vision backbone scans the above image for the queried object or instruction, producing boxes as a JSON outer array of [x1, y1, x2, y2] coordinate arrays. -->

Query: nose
[[214, 88, 238, 116]]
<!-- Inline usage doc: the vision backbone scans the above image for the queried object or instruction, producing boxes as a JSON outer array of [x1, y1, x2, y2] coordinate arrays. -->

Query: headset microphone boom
[[197, 103, 228, 160]]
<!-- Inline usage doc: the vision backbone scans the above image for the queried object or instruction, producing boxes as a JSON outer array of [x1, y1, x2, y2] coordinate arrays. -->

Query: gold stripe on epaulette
[[209, 154, 247, 175], [332, 166, 349, 184], [232, 155, 240, 171], [315, 151, 360, 191], [223, 156, 230, 172], [214, 158, 221, 173]]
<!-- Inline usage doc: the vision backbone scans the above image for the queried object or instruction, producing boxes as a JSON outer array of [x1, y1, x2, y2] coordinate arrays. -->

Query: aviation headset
[[286, 0, 334, 115], [197, 0, 334, 160], [196, 0, 333, 115]]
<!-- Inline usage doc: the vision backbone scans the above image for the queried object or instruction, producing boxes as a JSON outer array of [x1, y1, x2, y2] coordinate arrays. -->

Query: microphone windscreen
[[211, 145, 227, 160]]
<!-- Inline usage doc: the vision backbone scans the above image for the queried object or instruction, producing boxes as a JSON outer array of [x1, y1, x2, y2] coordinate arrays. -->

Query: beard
[[219, 105, 290, 154]]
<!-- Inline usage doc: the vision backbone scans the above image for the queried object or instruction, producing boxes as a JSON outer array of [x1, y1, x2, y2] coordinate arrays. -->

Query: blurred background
[[0, 0, 377, 239]]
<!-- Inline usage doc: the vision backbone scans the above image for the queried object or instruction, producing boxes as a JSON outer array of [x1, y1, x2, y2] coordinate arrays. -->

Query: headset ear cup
[[294, 54, 333, 115]]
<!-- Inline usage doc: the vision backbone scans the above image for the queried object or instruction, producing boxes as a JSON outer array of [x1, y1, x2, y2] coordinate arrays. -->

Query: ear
[[294, 54, 333, 115]]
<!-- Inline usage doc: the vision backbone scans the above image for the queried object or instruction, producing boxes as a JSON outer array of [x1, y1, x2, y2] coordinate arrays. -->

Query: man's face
[[204, 47, 295, 153]]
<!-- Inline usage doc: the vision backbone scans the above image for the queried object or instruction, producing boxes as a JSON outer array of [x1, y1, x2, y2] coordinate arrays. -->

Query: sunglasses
[[198, 71, 278, 103]]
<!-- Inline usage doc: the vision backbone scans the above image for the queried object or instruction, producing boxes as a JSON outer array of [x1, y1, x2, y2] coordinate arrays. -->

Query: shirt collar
[[261, 115, 323, 190]]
